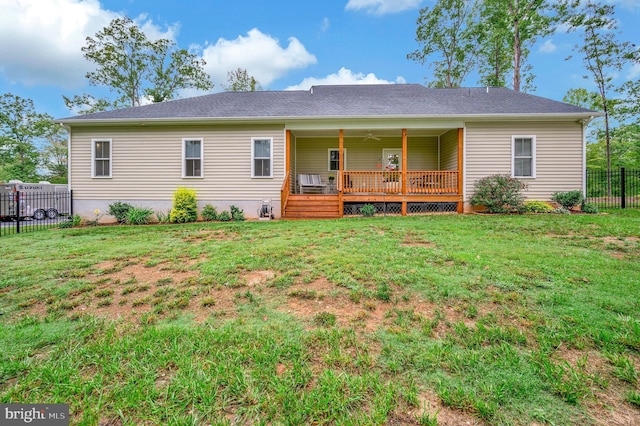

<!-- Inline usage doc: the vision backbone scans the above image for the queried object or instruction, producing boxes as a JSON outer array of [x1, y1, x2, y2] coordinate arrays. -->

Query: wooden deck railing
[[342, 171, 459, 194], [281, 171, 291, 213]]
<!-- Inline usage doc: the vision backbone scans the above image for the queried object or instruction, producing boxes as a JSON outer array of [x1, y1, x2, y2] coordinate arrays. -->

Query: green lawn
[[1, 211, 639, 425]]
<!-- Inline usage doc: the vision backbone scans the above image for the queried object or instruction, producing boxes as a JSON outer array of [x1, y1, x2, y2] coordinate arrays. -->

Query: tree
[[407, 0, 479, 88], [67, 17, 213, 112], [0, 94, 53, 182], [564, 1, 638, 194], [477, 0, 555, 92], [41, 125, 68, 182], [224, 68, 262, 92]]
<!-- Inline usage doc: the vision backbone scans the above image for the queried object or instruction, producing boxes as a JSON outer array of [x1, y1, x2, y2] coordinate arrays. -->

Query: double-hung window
[[183, 138, 203, 178], [328, 149, 346, 171], [252, 137, 272, 178], [92, 139, 112, 178], [512, 136, 536, 178]]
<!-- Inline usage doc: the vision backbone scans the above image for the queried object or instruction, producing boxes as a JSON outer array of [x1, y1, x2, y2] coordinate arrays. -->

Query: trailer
[[0, 181, 70, 221]]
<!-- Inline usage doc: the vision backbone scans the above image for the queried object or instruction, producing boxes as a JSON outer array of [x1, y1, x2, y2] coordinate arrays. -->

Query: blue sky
[[1, 0, 639, 119]]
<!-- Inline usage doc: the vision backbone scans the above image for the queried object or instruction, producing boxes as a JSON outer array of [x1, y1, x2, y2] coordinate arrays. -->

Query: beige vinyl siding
[[465, 121, 584, 201], [70, 124, 285, 200], [295, 136, 438, 182], [440, 129, 459, 170]]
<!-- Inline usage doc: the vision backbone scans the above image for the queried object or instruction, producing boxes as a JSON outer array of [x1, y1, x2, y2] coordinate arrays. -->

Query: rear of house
[[58, 85, 596, 220]]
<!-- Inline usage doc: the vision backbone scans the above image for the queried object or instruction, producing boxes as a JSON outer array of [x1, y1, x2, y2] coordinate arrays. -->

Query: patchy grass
[[1, 212, 639, 424]]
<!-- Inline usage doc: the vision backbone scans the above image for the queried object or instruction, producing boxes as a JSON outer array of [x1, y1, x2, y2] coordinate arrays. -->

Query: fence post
[[620, 167, 626, 209], [15, 191, 20, 234]]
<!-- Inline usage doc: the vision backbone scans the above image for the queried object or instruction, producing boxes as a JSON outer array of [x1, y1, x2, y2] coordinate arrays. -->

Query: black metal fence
[[0, 190, 73, 237], [586, 168, 640, 209]]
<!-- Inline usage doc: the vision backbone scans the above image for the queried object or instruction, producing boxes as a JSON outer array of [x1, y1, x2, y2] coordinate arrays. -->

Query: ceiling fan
[[363, 131, 381, 141]]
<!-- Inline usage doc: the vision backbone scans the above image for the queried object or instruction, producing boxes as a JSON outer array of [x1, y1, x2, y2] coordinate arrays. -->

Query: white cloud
[[0, 0, 178, 88], [627, 63, 640, 80], [345, 0, 422, 15], [321, 17, 330, 33], [286, 67, 404, 90], [201, 28, 317, 88], [538, 39, 557, 53]]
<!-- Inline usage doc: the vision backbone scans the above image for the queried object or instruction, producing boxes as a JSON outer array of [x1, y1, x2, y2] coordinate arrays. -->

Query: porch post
[[401, 128, 407, 216], [339, 129, 344, 217], [457, 127, 464, 213], [286, 129, 291, 174]]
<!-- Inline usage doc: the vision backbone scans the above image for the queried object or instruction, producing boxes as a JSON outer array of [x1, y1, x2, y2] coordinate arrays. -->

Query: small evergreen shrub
[[360, 204, 376, 217], [201, 204, 218, 221], [580, 201, 599, 214], [553, 207, 571, 215], [170, 187, 198, 223], [108, 201, 133, 223], [469, 174, 527, 213], [126, 207, 154, 225], [230, 205, 246, 221], [524, 200, 554, 213], [552, 190, 584, 210], [218, 210, 232, 221]]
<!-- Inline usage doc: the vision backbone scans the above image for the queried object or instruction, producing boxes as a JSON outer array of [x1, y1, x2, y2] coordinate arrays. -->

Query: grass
[[1, 212, 639, 424]]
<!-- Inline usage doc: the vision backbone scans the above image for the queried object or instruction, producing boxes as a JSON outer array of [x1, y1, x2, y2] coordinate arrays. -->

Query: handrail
[[341, 171, 459, 194], [281, 171, 290, 215]]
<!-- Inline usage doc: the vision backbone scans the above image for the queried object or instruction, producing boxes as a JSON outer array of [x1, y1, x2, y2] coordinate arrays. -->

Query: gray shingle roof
[[58, 84, 598, 122]]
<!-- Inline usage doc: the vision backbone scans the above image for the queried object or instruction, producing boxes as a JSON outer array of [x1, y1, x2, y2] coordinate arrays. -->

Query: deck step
[[283, 195, 341, 218]]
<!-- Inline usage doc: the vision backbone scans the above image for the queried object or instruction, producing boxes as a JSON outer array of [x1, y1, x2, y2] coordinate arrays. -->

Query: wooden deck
[[283, 195, 341, 219]]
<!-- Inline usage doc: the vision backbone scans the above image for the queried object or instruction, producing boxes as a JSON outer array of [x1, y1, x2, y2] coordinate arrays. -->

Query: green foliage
[[627, 390, 640, 407], [314, 312, 336, 327], [201, 204, 218, 221], [360, 204, 376, 217], [126, 207, 154, 225], [69, 17, 213, 112], [580, 201, 599, 214], [170, 187, 198, 223], [217, 210, 232, 222], [552, 190, 584, 210], [155, 210, 171, 224], [469, 174, 527, 213], [230, 205, 246, 221], [524, 201, 554, 213], [553, 207, 571, 215], [107, 202, 134, 224], [224, 68, 262, 92], [59, 214, 81, 228]]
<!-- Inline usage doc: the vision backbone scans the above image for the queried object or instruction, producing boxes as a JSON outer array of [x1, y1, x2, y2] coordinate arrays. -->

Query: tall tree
[[224, 68, 262, 92], [41, 125, 68, 182], [407, 0, 479, 88], [67, 17, 213, 113], [0, 94, 53, 182], [564, 1, 638, 194]]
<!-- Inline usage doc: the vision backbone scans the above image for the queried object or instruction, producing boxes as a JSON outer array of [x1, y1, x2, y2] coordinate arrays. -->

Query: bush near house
[[552, 190, 584, 210], [107, 201, 134, 224], [524, 200, 554, 213], [201, 204, 218, 221], [170, 187, 198, 223], [470, 174, 527, 213]]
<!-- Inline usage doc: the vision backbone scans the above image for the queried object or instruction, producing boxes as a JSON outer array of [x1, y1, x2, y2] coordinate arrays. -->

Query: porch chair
[[298, 174, 327, 194]]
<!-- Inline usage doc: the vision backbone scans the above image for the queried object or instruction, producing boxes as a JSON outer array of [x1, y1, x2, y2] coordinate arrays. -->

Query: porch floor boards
[[284, 195, 341, 219]]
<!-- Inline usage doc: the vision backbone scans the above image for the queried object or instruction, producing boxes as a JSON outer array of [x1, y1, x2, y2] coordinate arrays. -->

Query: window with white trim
[[328, 148, 346, 171], [512, 136, 536, 178], [252, 137, 272, 178], [92, 139, 111, 178], [183, 138, 203, 178]]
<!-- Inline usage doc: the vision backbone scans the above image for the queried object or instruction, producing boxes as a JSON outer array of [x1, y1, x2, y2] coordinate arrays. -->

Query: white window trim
[[511, 135, 536, 178], [328, 148, 347, 171], [251, 137, 273, 178], [91, 138, 112, 178], [182, 138, 204, 178]]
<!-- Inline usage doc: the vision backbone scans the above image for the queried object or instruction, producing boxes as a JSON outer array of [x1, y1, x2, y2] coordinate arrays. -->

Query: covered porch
[[281, 127, 464, 218]]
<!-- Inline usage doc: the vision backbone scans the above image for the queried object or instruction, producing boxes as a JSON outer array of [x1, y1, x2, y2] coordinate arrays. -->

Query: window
[[92, 139, 111, 178], [512, 136, 536, 178], [183, 138, 203, 178], [328, 149, 346, 171], [252, 138, 272, 178]]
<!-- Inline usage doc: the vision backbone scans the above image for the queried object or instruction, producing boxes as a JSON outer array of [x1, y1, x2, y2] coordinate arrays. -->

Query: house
[[57, 84, 598, 220]]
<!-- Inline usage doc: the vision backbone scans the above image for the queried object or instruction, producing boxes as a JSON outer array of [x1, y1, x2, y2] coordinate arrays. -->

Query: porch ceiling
[[291, 128, 451, 138]]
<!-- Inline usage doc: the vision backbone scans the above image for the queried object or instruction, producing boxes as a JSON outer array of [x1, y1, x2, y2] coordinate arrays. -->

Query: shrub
[[170, 187, 198, 223], [155, 210, 171, 223], [469, 174, 527, 213], [126, 207, 154, 225], [59, 214, 81, 228], [524, 200, 554, 213], [201, 204, 218, 221], [580, 201, 599, 214], [218, 210, 232, 221], [360, 204, 376, 217], [553, 207, 571, 215], [107, 201, 133, 223], [552, 190, 583, 210], [230, 205, 246, 221]]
